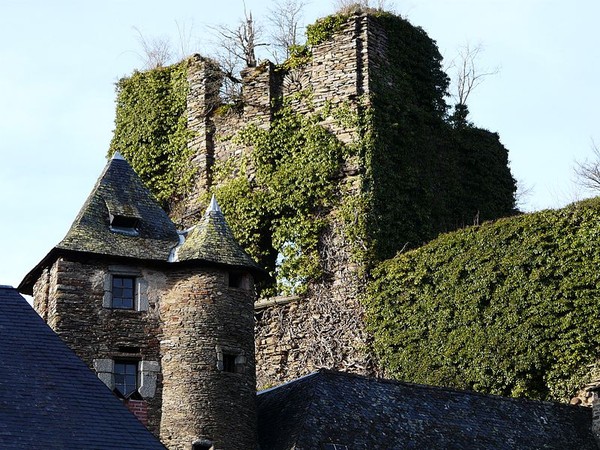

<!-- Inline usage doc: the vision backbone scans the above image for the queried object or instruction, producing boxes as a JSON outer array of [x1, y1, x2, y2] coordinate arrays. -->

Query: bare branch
[[451, 42, 499, 107], [574, 141, 600, 192], [133, 26, 173, 69], [175, 19, 196, 60], [267, 0, 307, 63], [207, 6, 269, 102]]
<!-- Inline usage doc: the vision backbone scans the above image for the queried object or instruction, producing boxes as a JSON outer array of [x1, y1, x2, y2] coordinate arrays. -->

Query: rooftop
[[257, 369, 598, 450], [0, 286, 165, 449]]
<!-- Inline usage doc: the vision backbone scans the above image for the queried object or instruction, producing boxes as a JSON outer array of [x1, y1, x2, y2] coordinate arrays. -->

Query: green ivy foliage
[[109, 62, 192, 210], [212, 103, 347, 296], [366, 197, 600, 401], [306, 13, 350, 46], [364, 13, 516, 261]]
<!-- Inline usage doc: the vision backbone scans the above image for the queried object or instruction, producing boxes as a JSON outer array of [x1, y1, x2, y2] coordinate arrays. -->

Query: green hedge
[[367, 197, 600, 401]]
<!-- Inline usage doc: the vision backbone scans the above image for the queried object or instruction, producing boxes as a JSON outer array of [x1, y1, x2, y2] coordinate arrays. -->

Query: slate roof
[[176, 195, 264, 274], [0, 286, 165, 449], [19, 154, 266, 293], [56, 152, 180, 261], [257, 369, 598, 450]]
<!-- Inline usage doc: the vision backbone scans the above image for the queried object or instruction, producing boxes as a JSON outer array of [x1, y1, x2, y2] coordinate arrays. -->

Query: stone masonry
[[175, 13, 389, 389]]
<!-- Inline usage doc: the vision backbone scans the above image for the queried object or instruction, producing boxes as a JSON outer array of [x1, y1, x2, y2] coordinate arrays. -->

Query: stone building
[[15, 152, 600, 450], [19, 153, 265, 450], [133, 11, 516, 390]]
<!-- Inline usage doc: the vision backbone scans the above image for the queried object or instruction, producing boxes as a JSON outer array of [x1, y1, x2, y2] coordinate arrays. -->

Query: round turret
[[159, 197, 263, 449]]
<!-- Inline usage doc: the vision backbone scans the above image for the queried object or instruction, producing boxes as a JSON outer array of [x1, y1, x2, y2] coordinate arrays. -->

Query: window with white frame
[[93, 358, 160, 398]]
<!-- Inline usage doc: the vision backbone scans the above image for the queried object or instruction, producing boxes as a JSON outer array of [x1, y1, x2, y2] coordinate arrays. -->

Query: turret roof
[[176, 195, 263, 273], [56, 152, 180, 260], [19, 154, 266, 294]]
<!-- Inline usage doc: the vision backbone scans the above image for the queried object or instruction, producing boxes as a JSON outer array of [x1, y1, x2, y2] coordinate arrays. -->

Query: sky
[[1, 0, 599, 288]]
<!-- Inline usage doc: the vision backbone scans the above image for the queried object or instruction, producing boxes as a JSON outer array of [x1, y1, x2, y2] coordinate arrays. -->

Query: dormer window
[[104, 197, 142, 236], [109, 213, 140, 236]]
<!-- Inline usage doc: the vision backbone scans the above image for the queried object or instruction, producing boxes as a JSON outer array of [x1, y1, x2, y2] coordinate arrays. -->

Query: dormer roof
[[176, 196, 264, 275], [56, 152, 180, 260]]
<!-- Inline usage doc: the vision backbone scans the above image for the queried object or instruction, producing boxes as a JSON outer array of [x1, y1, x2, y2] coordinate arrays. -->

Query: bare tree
[[208, 6, 269, 101], [133, 27, 173, 69], [447, 42, 499, 126], [452, 43, 499, 106], [209, 6, 267, 70], [574, 142, 600, 192], [267, 0, 306, 63], [175, 19, 196, 61]]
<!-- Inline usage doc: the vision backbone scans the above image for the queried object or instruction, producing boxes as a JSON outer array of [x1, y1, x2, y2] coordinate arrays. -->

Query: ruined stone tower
[[108, 10, 515, 393], [19, 153, 264, 450]]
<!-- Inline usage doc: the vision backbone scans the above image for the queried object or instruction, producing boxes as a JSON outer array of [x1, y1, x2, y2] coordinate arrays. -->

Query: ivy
[[366, 197, 600, 402], [281, 44, 312, 70], [212, 103, 347, 296], [109, 61, 192, 211], [363, 12, 516, 260], [306, 13, 350, 46]]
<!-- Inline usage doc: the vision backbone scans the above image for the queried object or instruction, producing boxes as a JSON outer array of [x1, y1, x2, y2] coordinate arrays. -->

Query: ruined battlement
[[109, 10, 516, 390]]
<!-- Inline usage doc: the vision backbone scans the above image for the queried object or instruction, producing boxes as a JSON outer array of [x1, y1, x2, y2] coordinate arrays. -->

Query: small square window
[[114, 361, 138, 397], [112, 276, 135, 309], [228, 272, 244, 289], [222, 353, 237, 373]]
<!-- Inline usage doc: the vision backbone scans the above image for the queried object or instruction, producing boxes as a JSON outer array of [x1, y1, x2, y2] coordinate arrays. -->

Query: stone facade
[[33, 258, 166, 435], [31, 255, 257, 450], [160, 269, 256, 450], [173, 13, 388, 389]]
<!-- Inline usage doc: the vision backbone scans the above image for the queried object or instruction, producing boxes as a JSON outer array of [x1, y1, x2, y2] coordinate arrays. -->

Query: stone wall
[[174, 13, 386, 389], [159, 268, 256, 450], [32, 257, 166, 436], [32, 256, 258, 449], [182, 55, 222, 222]]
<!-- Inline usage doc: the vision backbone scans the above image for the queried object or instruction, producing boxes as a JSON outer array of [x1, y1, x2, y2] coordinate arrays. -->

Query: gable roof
[[257, 369, 598, 450], [176, 196, 265, 276], [56, 152, 180, 261], [0, 286, 165, 449]]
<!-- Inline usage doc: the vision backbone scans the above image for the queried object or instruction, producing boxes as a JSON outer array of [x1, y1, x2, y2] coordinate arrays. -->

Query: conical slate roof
[[19, 155, 266, 294], [177, 196, 262, 272], [56, 152, 180, 261]]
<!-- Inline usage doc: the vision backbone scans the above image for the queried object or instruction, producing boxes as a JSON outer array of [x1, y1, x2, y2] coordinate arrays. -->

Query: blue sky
[[1, 0, 599, 288]]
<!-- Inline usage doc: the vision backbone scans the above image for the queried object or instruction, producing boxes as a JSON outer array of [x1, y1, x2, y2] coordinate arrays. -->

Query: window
[[222, 353, 236, 373], [216, 346, 246, 374], [109, 212, 140, 236], [192, 441, 213, 450], [114, 361, 138, 397], [228, 272, 244, 289], [103, 267, 148, 312], [112, 276, 135, 309], [94, 359, 159, 399]]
